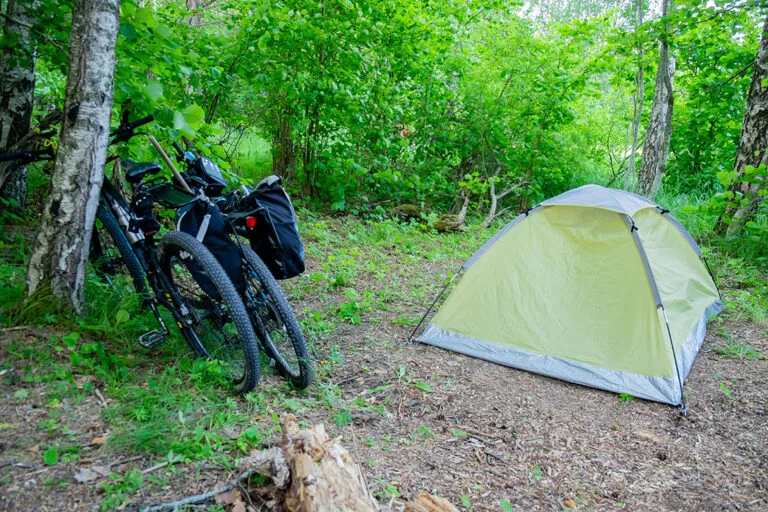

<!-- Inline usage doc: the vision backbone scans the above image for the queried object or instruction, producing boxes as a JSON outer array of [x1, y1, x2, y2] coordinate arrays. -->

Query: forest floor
[[1, 215, 766, 511]]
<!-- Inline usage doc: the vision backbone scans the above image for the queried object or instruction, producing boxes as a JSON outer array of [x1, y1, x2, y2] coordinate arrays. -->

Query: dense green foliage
[[1, 0, 764, 258], [12, 1, 759, 215]]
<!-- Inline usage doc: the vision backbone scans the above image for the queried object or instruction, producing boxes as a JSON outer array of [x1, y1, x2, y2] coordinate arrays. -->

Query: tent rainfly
[[417, 185, 722, 407]]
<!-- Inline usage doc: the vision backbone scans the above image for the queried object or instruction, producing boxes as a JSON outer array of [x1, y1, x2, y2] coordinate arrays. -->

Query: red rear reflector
[[245, 216, 257, 229]]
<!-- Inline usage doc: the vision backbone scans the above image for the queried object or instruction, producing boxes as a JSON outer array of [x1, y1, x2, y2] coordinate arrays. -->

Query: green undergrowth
[[0, 212, 491, 509], [1, 209, 766, 509]]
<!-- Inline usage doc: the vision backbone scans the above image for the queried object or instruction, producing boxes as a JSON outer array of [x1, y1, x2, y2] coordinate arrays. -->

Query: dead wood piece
[[404, 493, 460, 512], [280, 414, 380, 512], [240, 446, 290, 490]]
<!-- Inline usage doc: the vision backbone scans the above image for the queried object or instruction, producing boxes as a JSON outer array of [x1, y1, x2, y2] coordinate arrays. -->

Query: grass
[[713, 329, 763, 361], [228, 132, 272, 184], [1, 210, 491, 507], [1, 204, 766, 509]]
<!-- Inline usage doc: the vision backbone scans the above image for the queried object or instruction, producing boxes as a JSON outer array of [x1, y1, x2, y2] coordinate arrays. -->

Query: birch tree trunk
[[637, 0, 674, 200], [26, 0, 120, 313], [718, 13, 768, 237], [0, 0, 37, 212]]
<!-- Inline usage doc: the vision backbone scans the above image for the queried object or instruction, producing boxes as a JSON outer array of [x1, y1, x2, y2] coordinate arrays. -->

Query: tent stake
[[407, 264, 464, 344]]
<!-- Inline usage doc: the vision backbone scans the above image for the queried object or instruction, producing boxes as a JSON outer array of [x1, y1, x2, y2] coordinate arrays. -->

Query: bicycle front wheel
[[91, 203, 148, 297], [158, 231, 260, 394], [241, 246, 313, 389]]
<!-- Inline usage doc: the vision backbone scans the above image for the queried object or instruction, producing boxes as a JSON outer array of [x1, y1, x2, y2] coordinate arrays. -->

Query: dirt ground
[[1, 317, 766, 511], [1, 217, 767, 511]]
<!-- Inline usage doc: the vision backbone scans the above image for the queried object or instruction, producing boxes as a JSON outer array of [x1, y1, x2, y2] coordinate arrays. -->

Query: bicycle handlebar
[[110, 114, 154, 144], [0, 149, 53, 164]]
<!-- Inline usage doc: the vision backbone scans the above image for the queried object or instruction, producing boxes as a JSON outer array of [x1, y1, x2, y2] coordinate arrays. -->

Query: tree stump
[[237, 416, 459, 512], [280, 415, 380, 512]]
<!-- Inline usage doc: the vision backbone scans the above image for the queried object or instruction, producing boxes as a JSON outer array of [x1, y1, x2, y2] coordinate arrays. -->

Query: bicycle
[[1, 116, 263, 394], [165, 141, 314, 390]]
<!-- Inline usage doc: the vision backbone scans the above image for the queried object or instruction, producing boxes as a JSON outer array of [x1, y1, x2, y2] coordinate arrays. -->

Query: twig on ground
[[93, 388, 108, 407], [139, 469, 255, 512], [0, 326, 31, 333], [454, 425, 498, 439], [142, 460, 175, 474]]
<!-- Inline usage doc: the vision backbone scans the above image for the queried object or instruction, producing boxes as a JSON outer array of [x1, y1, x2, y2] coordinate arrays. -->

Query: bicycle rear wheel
[[91, 203, 148, 297], [241, 245, 313, 389], [158, 231, 260, 393]]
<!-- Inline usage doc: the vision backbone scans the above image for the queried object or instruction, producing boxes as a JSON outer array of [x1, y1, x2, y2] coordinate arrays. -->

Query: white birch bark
[[637, 0, 675, 200], [26, 0, 120, 312], [0, 0, 38, 211], [722, 14, 768, 237]]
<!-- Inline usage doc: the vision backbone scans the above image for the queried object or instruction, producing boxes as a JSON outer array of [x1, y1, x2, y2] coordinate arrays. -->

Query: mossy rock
[[391, 204, 424, 222], [433, 214, 465, 233]]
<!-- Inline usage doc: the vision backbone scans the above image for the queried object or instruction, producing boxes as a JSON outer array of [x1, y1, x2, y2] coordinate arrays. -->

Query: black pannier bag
[[243, 176, 305, 280], [176, 201, 245, 296]]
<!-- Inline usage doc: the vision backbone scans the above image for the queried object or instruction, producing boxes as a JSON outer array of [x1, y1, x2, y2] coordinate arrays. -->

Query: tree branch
[[139, 469, 255, 512], [702, 60, 755, 93], [0, 13, 67, 53]]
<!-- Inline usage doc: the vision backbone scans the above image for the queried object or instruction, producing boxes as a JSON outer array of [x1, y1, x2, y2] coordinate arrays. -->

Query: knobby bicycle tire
[[158, 231, 260, 394], [241, 245, 313, 389], [93, 203, 148, 297]]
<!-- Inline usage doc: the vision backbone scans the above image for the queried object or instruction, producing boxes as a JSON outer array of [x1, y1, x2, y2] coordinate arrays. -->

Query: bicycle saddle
[[121, 159, 162, 183]]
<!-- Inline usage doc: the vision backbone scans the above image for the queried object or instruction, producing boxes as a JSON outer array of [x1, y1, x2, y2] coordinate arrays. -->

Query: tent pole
[[702, 256, 722, 301], [407, 264, 464, 344], [661, 306, 687, 415]]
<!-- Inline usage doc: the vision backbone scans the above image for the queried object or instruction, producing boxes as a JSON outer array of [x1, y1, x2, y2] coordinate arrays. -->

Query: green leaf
[[257, 33, 270, 50], [62, 332, 81, 347], [500, 499, 514, 512], [14, 389, 29, 400], [143, 81, 163, 102], [451, 428, 467, 439], [333, 409, 353, 426], [413, 381, 434, 393], [43, 446, 59, 466], [115, 310, 130, 324], [461, 495, 471, 507], [365, 385, 391, 394], [182, 104, 205, 127]]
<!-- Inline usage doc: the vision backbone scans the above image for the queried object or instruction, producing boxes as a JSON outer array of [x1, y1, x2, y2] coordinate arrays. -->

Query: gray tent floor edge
[[418, 325, 689, 405]]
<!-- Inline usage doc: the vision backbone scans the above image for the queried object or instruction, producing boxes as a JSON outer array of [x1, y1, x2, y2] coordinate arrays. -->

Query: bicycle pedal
[[138, 330, 166, 349]]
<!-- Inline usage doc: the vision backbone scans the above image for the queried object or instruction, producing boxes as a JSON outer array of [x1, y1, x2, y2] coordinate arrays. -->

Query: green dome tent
[[417, 185, 722, 407]]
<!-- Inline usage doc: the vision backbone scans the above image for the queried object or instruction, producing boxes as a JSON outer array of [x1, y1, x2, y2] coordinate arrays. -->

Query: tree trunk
[[185, 0, 201, 28], [272, 105, 296, 182], [718, 13, 768, 237], [26, 0, 120, 313], [0, 0, 37, 212], [624, 0, 644, 193], [637, 0, 674, 200]]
